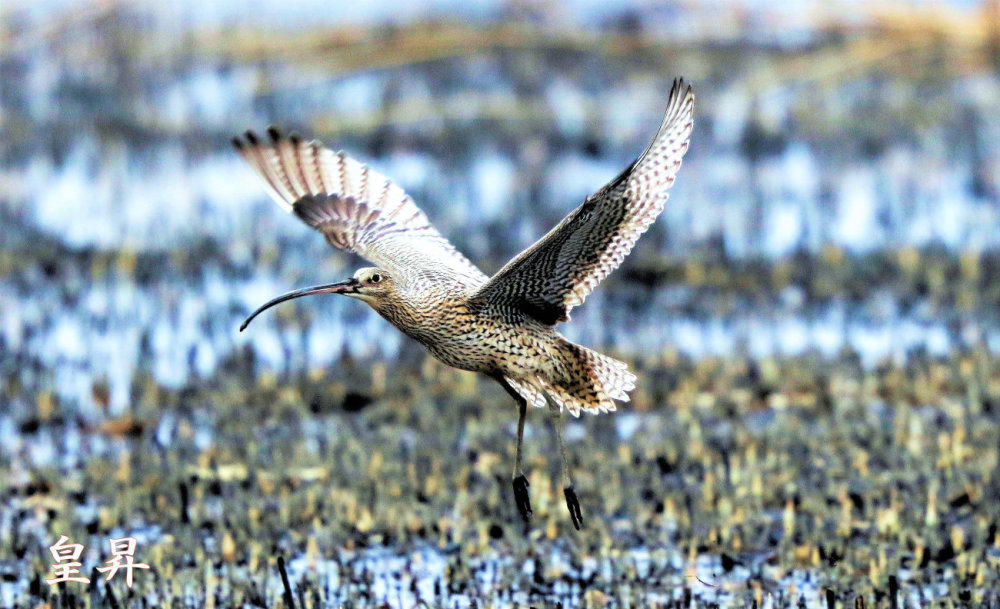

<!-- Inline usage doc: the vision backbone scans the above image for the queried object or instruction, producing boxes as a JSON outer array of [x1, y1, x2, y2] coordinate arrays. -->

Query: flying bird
[[234, 79, 694, 529]]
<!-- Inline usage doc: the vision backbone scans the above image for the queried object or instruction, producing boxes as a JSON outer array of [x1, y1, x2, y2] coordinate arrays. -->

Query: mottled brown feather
[[232, 130, 487, 285], [234, 80, 694, 416], [474, 78, 695, 325]]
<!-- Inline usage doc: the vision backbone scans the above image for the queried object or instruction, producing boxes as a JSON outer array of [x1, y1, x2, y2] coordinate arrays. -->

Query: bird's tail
[[534, 339, 636, 417]]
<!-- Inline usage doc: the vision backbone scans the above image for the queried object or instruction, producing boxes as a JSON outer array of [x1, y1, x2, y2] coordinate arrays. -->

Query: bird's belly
[[418, 321, 554, 378], [426, 342, 492, 372]]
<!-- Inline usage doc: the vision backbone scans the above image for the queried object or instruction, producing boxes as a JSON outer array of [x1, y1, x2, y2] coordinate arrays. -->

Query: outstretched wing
[[233, 128, 487, 284], [473, 79, 694, 324]]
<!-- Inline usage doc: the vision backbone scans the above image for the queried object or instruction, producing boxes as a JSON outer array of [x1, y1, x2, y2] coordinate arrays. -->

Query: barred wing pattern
[[233, 129, 487, 284], [474, 79, 694, 324]]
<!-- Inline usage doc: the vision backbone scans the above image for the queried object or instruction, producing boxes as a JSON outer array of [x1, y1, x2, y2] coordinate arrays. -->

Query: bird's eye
[[370, 273, 382, 284]]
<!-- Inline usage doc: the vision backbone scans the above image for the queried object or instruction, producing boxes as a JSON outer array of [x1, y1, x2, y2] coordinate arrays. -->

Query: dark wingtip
[[675, 76, 694, 100], [267, 126, 282, 142], [244, 130, 259, 145], [289, 132, 302, 146], [231, 136, 244, 150]]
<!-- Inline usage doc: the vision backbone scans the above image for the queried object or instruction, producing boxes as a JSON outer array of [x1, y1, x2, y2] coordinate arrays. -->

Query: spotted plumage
[[234, 79, 695, 528]]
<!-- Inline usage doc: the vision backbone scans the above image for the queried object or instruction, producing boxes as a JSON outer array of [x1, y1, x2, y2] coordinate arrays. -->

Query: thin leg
[[549, 405, 583, 530], [513, 397, 532, 522], [496, 377, 532, 522]]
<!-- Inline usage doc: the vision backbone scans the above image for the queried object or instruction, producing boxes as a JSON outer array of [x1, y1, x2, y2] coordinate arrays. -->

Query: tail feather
[[503, 376, 548, 410], [535, 341, 637, 417]]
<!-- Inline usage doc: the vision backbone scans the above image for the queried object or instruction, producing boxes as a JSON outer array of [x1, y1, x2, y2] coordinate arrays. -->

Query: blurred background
[[5, 0, 1000, 412], [4, 1, 1000, 607]]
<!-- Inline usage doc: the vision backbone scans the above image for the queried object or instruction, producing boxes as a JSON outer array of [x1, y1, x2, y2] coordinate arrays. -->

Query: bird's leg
[[549, 404, 583, 530], [512, 396, 532, 522], [495, 376, 532, 522]]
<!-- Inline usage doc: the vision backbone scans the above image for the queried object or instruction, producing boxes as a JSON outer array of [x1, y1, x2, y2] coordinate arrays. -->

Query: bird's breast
[[386, 301, 554, 377]]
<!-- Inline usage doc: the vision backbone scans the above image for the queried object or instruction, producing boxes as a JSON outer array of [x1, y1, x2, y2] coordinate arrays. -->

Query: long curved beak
[[240, 278, 359, 331]]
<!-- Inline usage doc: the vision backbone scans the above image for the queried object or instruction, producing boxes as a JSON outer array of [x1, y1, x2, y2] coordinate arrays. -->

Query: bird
[[234, 79, 694, 530]]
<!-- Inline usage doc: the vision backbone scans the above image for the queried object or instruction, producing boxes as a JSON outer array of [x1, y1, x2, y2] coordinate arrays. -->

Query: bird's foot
[[513, 474, 532, 522], [564, 486, 584, 530]]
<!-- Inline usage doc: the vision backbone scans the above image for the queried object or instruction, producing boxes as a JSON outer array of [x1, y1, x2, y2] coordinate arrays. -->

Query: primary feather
[[473, 79, 695, 324], [232, 128, 487, 285]]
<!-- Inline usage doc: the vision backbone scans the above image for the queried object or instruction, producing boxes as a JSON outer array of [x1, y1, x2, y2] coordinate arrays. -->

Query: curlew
[[234, 79, 694, 529]]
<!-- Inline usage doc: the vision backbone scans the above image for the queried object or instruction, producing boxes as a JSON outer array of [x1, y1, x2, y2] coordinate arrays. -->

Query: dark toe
[[564, 486, 584, 530], [513, 474, 532, 522]]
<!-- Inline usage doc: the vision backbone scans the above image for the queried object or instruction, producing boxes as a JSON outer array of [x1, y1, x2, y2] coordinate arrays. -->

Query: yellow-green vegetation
[[5, 343, 1000, 607]]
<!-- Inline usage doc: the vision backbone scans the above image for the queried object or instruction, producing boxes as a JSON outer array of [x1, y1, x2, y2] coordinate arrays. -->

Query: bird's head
[[344, 267, 397, 304], [239, 267, 396, 331]]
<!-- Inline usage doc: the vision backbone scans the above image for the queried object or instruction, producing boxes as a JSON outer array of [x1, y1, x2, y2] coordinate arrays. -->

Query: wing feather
[[233, 129, 486, 285], [473, 79, 695, 324]]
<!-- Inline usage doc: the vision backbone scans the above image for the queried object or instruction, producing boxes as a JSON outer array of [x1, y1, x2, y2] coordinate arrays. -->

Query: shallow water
[[5, 2, 1000, 607]]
